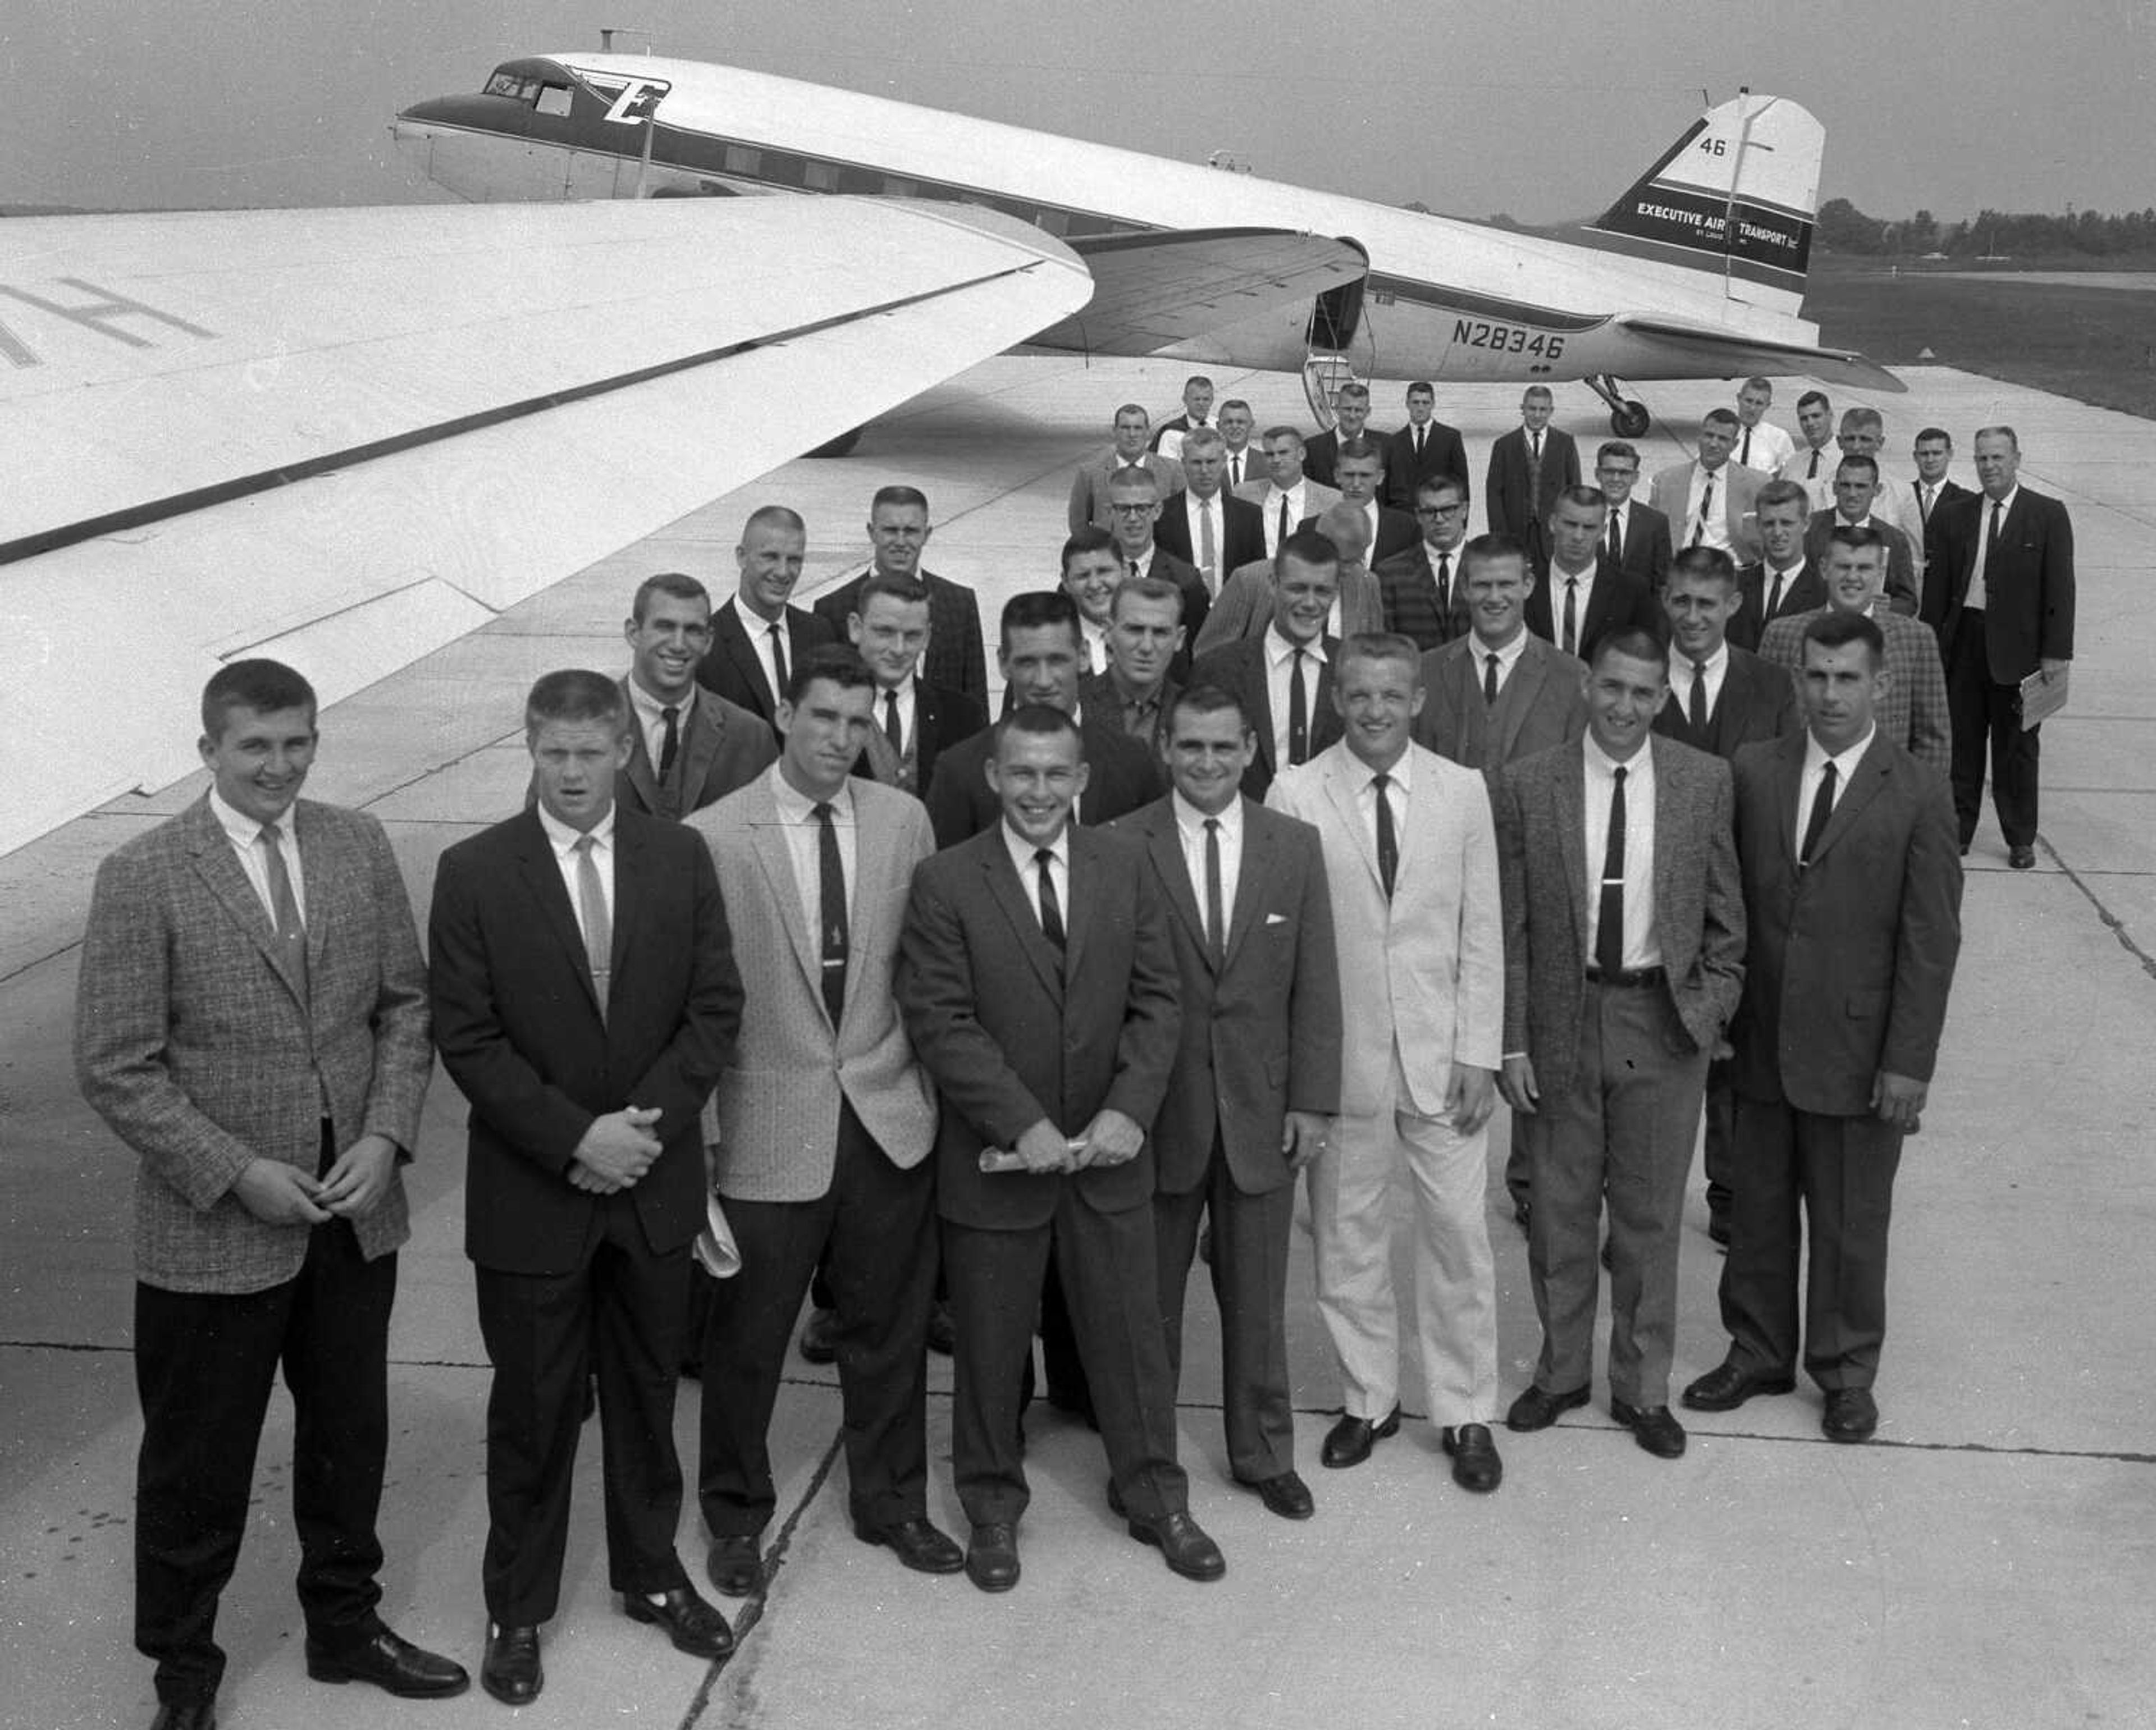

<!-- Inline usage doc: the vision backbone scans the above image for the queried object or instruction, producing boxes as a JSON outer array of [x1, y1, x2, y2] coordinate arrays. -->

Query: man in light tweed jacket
[[75, 659, 464, 1730], [687, 651, 957, 1598]]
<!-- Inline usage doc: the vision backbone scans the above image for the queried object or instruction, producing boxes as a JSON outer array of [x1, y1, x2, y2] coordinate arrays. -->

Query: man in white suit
[[1266, 634, 1507, 1493], [688, 651, 961, 1599]]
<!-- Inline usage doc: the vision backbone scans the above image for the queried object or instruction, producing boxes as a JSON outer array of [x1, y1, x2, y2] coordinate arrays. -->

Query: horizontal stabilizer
[[1613, 314, 1905, 394], [1031, 227, 1365, 356]]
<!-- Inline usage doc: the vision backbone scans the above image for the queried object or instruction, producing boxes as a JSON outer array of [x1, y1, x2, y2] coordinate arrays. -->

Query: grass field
[[1804, 261, 2156, 420]]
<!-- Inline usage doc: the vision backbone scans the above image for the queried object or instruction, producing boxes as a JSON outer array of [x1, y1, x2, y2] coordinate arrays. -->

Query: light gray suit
[[1413, 633, 1588, 775], [1193, 557, 1385, 658]]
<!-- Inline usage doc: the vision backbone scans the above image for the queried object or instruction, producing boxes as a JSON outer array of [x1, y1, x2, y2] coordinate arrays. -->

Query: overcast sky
[[3, 0, 2148, 222]]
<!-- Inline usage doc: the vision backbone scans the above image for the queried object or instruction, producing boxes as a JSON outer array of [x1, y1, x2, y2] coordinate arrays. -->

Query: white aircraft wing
[[0, 196, 1090, 858], [1611, 313, 1907, 395], [1029, 228, 1366, 357]]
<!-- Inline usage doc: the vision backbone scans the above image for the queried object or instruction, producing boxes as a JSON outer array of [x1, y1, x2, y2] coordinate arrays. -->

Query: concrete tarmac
[[3, 361, 2152, 1730]]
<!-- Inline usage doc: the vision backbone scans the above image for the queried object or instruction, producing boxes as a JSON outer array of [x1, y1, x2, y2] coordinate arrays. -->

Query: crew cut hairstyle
[[1167, 681, 1250, 735], [743, 502, 805, 537], [202, 658, 317, 740], [869, 483, 929, 514], [1275, 527, 1341, 578], [1591, 625, 1670, 677], [1001, 588, 1083, 647], [1804, 607, 1885, 668], [856, 573, 931, 612], [1459, 530, 1528, 575], [1335, 631, 1424, 683], [632, 570, 709, 623], [1826, 523, 1887, 556], [1664, 546, 1738, 592], [1702, 407, 1740, 430], [526, 669, 626, 736], [991, 702, 1084, 754], [784, 647, 878, 707], [1835, 454, 1881, 480], [1551, 484, 1607, 514], [1111, 575, 1185, 621]]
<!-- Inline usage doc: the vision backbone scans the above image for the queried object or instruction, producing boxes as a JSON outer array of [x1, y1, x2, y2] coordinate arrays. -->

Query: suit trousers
[[474, 1191, 693, 1626], [1522, 981, 1709, 1407], [1309, 1045, 1499, 1426], [943, 1189, 1188, 1529], [1153, 1133, 1297, 1484], [1701, 1057, 1737, 1221], [133, 1212, 395, 1706], [699, 1101, 937, 1537], [1943, 614, 2040, 846], [1719, 1098, 1905, 1389]]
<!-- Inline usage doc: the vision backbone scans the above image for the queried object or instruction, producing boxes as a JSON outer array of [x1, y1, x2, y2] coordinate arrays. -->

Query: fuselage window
[[884, 176, 918, 198], [803, 161, 841, 191], [724, 144, 763, 176], [536, 84, 573, 117], [1037, 209, 1070, 237]]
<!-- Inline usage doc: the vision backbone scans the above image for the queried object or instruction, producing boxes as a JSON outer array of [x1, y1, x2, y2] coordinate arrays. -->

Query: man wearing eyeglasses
[[1374, 475, 1473, 649], [1591, 441, 1672, 593]]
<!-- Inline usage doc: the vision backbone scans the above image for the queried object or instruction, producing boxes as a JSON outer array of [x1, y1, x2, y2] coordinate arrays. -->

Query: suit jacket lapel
[[1773, 730, 1806, 868], [1221, 804, 1271, 972], [1144, 812, 1211, 967], [185, 801, 305, 1006], [1499, 644, 1547, 763], [514, 813, 604, 1018], [1323, 751, 1386, 894], [749, 793, 824, 1009], [679, 695, 724, 804], [1807, 733, 1891, 866], [721, 607, 775, 713], [983, 840, 1064, 1000], [846, 795, 892, 1017], [607, 814, 642, 989]]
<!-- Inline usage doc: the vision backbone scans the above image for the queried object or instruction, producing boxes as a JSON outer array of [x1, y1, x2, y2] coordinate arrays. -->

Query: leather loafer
[[1505, 1383, 1590, 1431], [305, 1626, 469, 1697], [1822, 1386, 1879, 1443], [623, 1584, 734, 1660], [1610, 1398, 1688, 1458], [797, 1306, 840, 1365], [149, 1702, 216, 1730], [1681, 1359, 1797, 1412], [2009, 844, 2036, 870], [1234, 1470, 1315, 1520], [481, 1623, 542, 1706], [1126, 1509, 1226, 1582], [1319, 1404, 1401, 1468], [965, 1521, 1020, 1592], [855, 1515, 965, 1574], [706, 1532, 761, 1598], [1441, 1423, 1504, 1491]]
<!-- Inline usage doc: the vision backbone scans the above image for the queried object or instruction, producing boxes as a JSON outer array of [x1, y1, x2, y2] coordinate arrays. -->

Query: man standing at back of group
[[1486, 386, 1579, 562], [77, 660, 467, 1730], [1070, 404, 1181, 534], [1241, 425, 1340, 559], [1733, 377, 1796, 476], [1593, 440, 1673, 593], [1384, 381, 1468, 511], [614, 573, 776, 822], [812, 486, 988, 702], [1781, 390, 1837, 510], [1650, 410, 1764, 565], [1149, 374, 1215, 461], [696, 505, 837, 730], [1217, 399, 1264, 492], [1154, 427, 1266, 599], [1303, 379, 1380, 489]]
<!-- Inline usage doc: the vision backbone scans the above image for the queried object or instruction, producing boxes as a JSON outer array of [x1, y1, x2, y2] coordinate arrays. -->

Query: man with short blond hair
[[1070, 404, 1183, 533]]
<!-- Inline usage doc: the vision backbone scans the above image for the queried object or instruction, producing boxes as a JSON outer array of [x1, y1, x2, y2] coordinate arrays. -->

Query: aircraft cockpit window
[[536, 84, 573, 117], [483, 70, 541, 104]]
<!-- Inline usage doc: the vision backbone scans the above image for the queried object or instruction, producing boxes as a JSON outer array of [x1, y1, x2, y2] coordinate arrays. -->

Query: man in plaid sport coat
[[75, 659, 464, 1730]]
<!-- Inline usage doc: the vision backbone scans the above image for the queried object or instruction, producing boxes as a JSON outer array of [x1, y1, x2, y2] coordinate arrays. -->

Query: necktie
[[1766, 566, 1788, 620], [1230, 452, 1243, 488], [1483, 651, 1500, 705], [1919, 483, 1934, 525], [1414, 424, 1426, 459], [814, 802, 848, 1025], [1806, 448, 1821, 480], [883, 689, 903, 751], [768, 623, 789, 702], [1740, 428, 1752, 467], [257, 823, 309, 1000], [1981, 500, 2003, 601], [1035, 848, 1066, 950], [572, 834, 610, 1019], [1203, 817, 1226, 969], [1799, 761, 1838, 867], [1435, 550, 1452, 618], [1287, 648, 1309, 765], [657, 704, 680, 781], [1527, 431, 1543, 493], [1277, 495, 1291, 550], [1199, 499, 1217, 590], [1561, 579, 1580, 657], [1688, 658, 1710, 731], [1372, 772, 1397, 900], [1692, 475, 1716, 548], [1606, 511, 1622, 565], [1596, 766, 1627, 977]]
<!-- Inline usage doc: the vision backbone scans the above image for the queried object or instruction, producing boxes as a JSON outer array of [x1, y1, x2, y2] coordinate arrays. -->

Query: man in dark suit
[[76, 660, 467, 1729], [1921, 425, 2075, 868], [1804, 456, 1919, 614], [811, 486, 988, 702], [847, 574, 987, 797], [1080, 575, 1186, 745], [1909, 427, 1971, 546], [1106, 469, 1212, 649], [695, 504, 837, 728], [429, 671, 745, 1704], [1684, 612, 1962, 1444], [614, 573, 777, 821], [1383, 381, 1469, 511], [1374, 474, 1473, 649], [1216, 397, 1264, 492], [1733, 480, 1829, 653], [1117, 685, 1341, 1520], [1486, 386, 1579, 561], [898, 706, 1225, 1591], [1154, 427, 1266, 596], [1301, 378, 1380, 489], [1148, 373, 1215, 460], [1496, 629, 1746, 1460], [1527, 486, 1664, 663], [1655, 548, 1798, 1244], [1189, 529, 1346, 801], [1309, 437, 1419, 565], [925, 589, 1164, 848], [1592, 440, 1674, 593]]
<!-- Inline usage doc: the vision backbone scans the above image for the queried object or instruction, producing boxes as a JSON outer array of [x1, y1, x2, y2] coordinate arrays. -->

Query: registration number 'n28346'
[[1453, 318, 1564, 360]]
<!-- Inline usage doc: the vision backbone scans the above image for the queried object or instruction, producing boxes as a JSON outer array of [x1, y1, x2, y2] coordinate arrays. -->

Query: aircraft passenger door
[[1307, 277, 1365, 352]]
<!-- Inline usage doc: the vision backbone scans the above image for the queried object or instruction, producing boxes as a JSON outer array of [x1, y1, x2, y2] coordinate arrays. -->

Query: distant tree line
[[1817, 198, 2156, 258]]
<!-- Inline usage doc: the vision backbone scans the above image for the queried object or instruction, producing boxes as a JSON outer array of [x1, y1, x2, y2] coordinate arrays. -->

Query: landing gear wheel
[[1610, 400, 1651, 439], [806, 426, 864, 458]]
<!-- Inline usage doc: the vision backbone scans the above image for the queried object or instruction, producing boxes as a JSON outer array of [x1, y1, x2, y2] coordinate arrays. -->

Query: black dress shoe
[[925, 1298, 956, 1357], [1125, 1509, 1226, 1582], [1319, 1404, 1401, 1468], [797, 1307, 840, 1365], [1822, 1386, 1879, 1443], [965, 1521, 1020, 1592], [1441, 1423, 1504, 1491], [623, 1584, 734, 1660], [305, 1626, 469, 1697], [149, 1701, 216, 1730], [855, 1515, 965, 1574], [1610, 1398, 1688, 1458], [1234, 1470, 1315, 1520], [2009, 844, 2036, 870], [706, 1532, 761, 1598], [1505, 1383, 1589, 1431], [481, 1623, 542, 1706], [1681, 1359, 1797, 1412]]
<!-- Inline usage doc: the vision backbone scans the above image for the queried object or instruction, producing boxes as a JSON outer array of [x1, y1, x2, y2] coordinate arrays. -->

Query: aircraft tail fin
[[1586, 91, 1821, 307]]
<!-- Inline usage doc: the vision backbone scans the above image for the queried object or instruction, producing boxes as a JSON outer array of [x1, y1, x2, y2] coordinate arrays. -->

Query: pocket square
[[1265, 912, 1289, 926]]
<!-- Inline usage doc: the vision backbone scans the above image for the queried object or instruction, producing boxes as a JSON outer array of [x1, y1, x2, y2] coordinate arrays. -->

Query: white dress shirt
[[1667, 642, 1729, 723], [1155, 417, 1208, 463], [770, 768, 857, 932], [1684, 461, 1734, 552], [1582, 734, 1660, 970], [1547, 560, 1600, 653], [1256, 482, 1309, 556], [1962, 484, 2018, 614], [1263, 625, 1328, 771], [875, 676, 917, 756], [1735, 420, 1796, 474], [1781, 443, 1836, 511], [1181, 489, 1226, 589], [725, 596, 790, 702], [625, 675, 697, 775], [1797, 725, 1876, 860], [1002, 821, 1070, 932], [1080, 617, 1111, 675], [1171, 790, 1243, 951], [209, 786, 307, 926], [1475, 625, 1532, 696], [535, 800, 615, 943]]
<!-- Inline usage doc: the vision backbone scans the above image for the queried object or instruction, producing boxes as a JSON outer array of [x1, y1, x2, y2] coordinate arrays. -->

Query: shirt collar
[[1679, 642, 1729, 678], [1805, 723, 1877, 780], [1172, 789, 1241, 843], [209, 785, 294, 848], [1002, 820, 1069, 874], [1265, 624, 1327, 667], [625, 673, 695, 726], [536, 799, 616, 857], [1985, 484, 2021, 516], [1583, 731, 1650, 781], [771, 765, 853, 823]]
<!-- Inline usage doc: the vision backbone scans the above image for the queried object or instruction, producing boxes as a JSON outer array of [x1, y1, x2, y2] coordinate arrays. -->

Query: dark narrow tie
[[1435, 550, 1451, 617], [769, 623, 789, 701], [1596, 766, 1627, 977], [1740, 428, 1752, 468], [1203, 817, 1226, 969], [572, 833, 610, 1019], [814, 802, 848, 1024], [1606, 512, 1621, 565], [657, 704, 680, 780], [1035, 848, 1066, 950], [1287, 648, 1309, 765], [1806, 448, 1821, 480], [884, 689, 903, 751], [1483, 651, 1500, 705], [1766, 566, 1788, 620], [1799, 761, 1839, 867], [1981, 500, 2003, 602], [1688, 658, 1710, 731], [1277, 495, 1291, 548], [1919, 483, 1933, 525], [1372, 772, 1397, 900], [257, 823, 309, 1001], [1561, 579, 1579, 657], [1692, 475, 1715, 548], [1414, 424, 1426, 459], [1230, 453, 1242, 488]]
